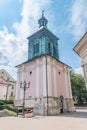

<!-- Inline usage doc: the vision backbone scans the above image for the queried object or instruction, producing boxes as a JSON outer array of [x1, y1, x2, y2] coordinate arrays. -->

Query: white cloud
[[0, 0, 52, 78], [13, 0, 52, 39], [18, 0, 22, 3], [69, 0, 87, 39], [0, 26, 27, 66], [0, 26, 28, 79], [74, 67, 84, 76]]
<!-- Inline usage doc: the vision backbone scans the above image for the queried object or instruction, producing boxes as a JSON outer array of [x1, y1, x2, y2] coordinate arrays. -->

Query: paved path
[[59, 109, 87, 118], [0, 109, 87, 130], [0, 110, 11, 117]]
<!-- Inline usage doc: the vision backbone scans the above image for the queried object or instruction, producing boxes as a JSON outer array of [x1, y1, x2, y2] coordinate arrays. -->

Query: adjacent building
[[0, 77, 8, 100], [74, 32, 87, 89], [15, 12, 74, 115], [0, 69, 16, 100]]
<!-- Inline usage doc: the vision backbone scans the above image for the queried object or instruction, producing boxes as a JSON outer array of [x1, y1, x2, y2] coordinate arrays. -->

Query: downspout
[[45, 55, 48, 116]]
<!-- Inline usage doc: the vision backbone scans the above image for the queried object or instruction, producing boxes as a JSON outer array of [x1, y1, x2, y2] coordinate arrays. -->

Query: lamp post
[[20, 80, 30, 117]]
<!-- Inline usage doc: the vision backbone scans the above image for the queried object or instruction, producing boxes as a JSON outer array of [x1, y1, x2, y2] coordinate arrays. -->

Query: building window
[[48, 43, 51, 54], [7, 77, 10, 81], [11, 92, 14, 97], [33, 43, 39, 54], [12, 85, 14, 89], [53, 47, 56, 57]]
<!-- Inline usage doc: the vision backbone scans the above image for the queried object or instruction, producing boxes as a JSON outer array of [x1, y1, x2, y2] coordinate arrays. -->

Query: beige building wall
[[0, 84, 7, 100], [0, 69, 16, 100], [74, 32, 87, 88]]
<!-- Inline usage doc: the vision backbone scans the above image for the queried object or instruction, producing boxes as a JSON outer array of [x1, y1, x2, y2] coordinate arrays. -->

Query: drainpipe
[[45, 55, 48, 116]]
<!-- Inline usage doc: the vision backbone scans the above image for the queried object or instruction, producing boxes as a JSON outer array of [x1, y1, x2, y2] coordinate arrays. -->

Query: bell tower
[[27, 11, 59, 61], [15, 11, 74, 116]]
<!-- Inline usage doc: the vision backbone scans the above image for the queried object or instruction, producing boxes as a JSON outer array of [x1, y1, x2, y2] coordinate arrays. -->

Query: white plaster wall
[[43, 58, 47, 97], [0, 85, 7, 100], [35, 60, 40, 97]]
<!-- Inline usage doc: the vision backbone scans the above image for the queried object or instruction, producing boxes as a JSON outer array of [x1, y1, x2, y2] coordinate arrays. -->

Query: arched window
[[33, 43, 39, 54], [48, 43, 51, 54], [53, 46, 57, 57]]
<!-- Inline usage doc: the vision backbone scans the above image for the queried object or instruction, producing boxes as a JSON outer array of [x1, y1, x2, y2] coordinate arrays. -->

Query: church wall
[[42, 57, 47, 97], [16, 56, 73, 100], [15, 12, 75, 114], [24, 60, 39, 98], [47, 57, 72, 99], [15, 68, 21, 100], [15, 56, 74, 114], [67, 69, 73, 98], [16, 57, 47, 100]]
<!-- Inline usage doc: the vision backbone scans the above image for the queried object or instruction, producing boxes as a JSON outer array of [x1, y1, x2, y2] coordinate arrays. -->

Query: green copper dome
[[38, 11, 48, 28], [27, 11, 59, 61]]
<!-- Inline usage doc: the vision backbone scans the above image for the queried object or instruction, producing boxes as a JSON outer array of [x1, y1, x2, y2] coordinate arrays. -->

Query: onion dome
[[38, 11, 48, 28]]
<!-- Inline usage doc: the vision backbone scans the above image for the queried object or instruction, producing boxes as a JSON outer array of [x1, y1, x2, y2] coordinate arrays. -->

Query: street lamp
[[20, 80, 30, 117]]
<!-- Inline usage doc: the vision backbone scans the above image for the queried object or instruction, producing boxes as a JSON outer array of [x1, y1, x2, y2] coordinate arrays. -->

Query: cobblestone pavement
[[0, 109, 87, 130]]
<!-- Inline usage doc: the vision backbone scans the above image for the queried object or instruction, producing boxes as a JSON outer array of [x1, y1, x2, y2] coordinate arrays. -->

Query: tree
[[70, 70, 87, 105]]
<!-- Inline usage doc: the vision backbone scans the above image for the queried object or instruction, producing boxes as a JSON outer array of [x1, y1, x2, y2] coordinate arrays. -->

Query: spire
[[38, 11, 48, 28], [42, 10, 44, 17]]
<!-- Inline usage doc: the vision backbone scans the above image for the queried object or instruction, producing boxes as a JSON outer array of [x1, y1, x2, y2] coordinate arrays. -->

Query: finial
[[42, 10, 44, 17]]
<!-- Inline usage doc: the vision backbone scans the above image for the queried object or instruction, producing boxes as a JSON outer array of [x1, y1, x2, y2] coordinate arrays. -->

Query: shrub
[[0, 100, 14, 104], [0, 105, 18, 113], [18, 109, 22, 113], [18, 108, 26, 113], [4, 109, 17, 116], [0, 105, 4, 110], [4, 100, 14, 104], [0, 101, 4, 105]]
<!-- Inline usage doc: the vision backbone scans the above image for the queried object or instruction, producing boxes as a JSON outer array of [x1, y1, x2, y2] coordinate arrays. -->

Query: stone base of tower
[[34, 97, 75, 116], [14, 97, 75, 116]]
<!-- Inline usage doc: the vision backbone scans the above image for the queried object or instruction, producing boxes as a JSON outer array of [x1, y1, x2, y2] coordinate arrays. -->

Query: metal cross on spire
[[42, 10, 44, 17]]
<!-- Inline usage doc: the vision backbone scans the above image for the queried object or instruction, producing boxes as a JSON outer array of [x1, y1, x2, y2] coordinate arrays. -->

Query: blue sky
[[0, 0, 87, 79]]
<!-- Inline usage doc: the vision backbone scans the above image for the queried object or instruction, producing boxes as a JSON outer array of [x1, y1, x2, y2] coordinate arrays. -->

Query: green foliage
[[4, 100, 14, 104], [0, 105, 18, 113], [0, 101, 4, 105], [70, 70, 87, 105], [4, 109, 17, 116], [0, 105, 4, 110], [18, 108, 27, 113], [0, 100, 14, 104], [0, 99, 19, 114], [18, 109, 22, 113], [4, 106, 18, 113]]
